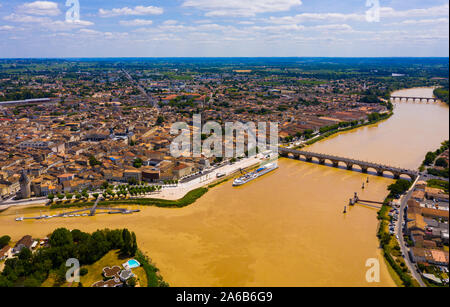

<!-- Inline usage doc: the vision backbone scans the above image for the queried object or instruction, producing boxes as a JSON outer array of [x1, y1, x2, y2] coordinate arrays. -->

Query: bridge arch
[[400, 172, 417, 181], [382, 169, 398, 179], [363, 166, 380, 175]]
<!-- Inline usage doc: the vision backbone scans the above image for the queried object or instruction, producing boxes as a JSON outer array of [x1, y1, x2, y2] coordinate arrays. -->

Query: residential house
[[13, 235, 34, 254], [0, 245, 11, 260]]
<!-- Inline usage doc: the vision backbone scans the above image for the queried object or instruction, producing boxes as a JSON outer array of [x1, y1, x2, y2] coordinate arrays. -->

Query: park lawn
[[41, 272, 59, 287], [427, 179, 449, 193], [382, 256, 404, 287], [133, 267, 147, 287], [80, 250, 131, 287]]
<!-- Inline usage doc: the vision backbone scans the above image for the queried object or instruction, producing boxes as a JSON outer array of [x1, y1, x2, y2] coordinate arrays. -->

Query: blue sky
[[0, 0, 448, 57]]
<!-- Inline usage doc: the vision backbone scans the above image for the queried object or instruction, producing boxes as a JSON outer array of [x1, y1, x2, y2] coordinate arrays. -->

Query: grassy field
[[301, 112, 393, 147], [50, 187, 209, 210], [427, 179, 449, 193], [382, 256, 405, 287]]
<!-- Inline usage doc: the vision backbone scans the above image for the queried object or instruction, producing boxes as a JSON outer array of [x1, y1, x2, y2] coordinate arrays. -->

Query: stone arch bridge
[[391, 96, 438, 103], [279, 147, 418, 180]]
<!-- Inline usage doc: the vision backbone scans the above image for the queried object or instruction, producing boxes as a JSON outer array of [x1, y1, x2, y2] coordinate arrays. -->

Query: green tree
[[121, 229, 132, 256], [0, 235, 11, 248], [388, 179, 412, 198], [18, 247, 32, 261], [23, 277, 41, 287], [156, 116, 165, 126], [49, 228, 73, 247], [101, 181, 109, 190], [133, 158, 143, 168], [89, 155, 101, 167], [80, 268, 88, 276], [435, 157, 448, 168], [423, 152, 437, 165], [127, 277, 137, 287]]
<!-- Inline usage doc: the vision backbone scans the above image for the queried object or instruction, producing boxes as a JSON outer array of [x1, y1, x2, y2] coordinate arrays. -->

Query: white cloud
[[267, 4, 449, 25], [99, 6, 164, 17], [47, 20, 94, 31], [163, 20, 179, 26], [389, 18, 449, 26], [182, 0, 302, 17], [267, 12, 365, 25], [238, 21, 255, 25], [0, 25, 15, 31], [3, 13, 93, 31], [66, 20, 94, 27], [380, 4, 449, 19], [312, 24, 353, 32], [79, 29, 102, 35], [4, 13, 50, 23], [17, 1, 61, 16], [120, 19, 154, 26]]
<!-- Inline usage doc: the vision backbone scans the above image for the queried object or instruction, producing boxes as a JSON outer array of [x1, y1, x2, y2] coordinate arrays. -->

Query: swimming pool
[[126, 259, 141, 269]]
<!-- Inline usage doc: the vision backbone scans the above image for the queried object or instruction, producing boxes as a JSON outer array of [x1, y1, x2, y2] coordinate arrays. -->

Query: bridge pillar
[[319, 159, 326, 165], [331, 160, 339, 168], [376, 169, 384, 176], [280, 152, 289, 158], [306, 157, 312, 162], [361, 167, 368, 173], [393, 173, 400, 179], [293, 154, 300, 160], [346, 163, 353, 170]]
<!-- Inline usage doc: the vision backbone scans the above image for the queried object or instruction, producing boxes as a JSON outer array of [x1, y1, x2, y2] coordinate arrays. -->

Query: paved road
[[123, 69, 160, 111], [179, 162, 231, 184], [396, 175, 426, 287], [0, 196, 49, 207], [419, 172, 449, 182]]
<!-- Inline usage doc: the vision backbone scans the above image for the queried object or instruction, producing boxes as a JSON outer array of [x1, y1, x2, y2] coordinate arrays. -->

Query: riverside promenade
[[151, 155, 262, 200]]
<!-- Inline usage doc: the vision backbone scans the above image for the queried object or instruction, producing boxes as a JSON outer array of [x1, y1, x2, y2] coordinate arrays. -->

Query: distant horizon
[[0, 1, 448, 58], [1, 56, 449, 59]]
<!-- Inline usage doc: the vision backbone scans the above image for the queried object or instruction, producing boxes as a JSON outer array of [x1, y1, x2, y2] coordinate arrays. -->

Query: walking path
[[149, 156, 262, 200]]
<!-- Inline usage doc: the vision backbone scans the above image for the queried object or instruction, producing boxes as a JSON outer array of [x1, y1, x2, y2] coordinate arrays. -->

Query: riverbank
[[295, 112, 393, 148], [434, 87, 449, 105], [50, 187, 209, 210], [44, 159, 262, 212], [418, 140, 449, 176], [376, 179, 420, 287]]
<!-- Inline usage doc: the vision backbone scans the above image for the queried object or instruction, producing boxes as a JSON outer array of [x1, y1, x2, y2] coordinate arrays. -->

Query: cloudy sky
[[0, 0, 448, 58]]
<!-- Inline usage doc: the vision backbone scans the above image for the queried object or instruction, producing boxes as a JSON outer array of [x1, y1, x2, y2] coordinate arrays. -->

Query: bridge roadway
[[279, 147, 418, 180], [391, 96, 438, 102]]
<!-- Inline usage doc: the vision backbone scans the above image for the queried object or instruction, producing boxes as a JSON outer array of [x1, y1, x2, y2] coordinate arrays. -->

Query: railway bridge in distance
[[278, 147, 418, 180], [391, 96, 439, 103]]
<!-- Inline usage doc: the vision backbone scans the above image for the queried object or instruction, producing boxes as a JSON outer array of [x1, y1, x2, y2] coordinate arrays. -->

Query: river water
[[0, 88, 448, 287]]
